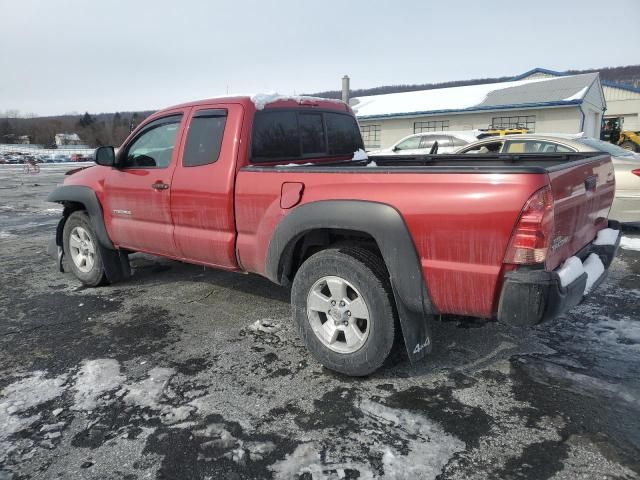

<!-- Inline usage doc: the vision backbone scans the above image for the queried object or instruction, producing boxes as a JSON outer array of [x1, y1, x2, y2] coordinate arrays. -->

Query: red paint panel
[[235, 170, 548, 318]]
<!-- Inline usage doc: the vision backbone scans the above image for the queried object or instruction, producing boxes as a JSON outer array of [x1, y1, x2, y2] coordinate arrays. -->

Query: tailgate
[[546, 154, 615, 270]]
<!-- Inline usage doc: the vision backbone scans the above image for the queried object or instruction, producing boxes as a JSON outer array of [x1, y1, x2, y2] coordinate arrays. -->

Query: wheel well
[[62, 201, 86, 217], [279, 228, 385, 286]]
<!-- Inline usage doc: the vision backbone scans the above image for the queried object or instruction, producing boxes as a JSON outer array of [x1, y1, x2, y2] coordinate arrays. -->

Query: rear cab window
[[183, 109, 228, 167], [251, 109, 363, 163]]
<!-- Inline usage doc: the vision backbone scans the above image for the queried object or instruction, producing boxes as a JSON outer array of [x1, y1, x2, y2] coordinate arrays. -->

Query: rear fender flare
[[266, 200, 435, 363]]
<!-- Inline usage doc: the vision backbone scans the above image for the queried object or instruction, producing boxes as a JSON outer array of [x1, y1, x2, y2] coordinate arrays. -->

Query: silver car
[[369, 131, 479, 156], [455, 134, 640, 223]]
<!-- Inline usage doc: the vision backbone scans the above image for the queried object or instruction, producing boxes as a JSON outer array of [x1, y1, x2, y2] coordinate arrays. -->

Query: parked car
[[368, 131, 479, 156], [48, 95, 620, 376], [455, 134, 640, 223], [54, 154, 71, 163]]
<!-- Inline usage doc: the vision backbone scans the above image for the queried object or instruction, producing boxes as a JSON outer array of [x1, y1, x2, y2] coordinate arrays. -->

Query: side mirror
[[95, 146, 115, 167], [392, 145, 400, 152]]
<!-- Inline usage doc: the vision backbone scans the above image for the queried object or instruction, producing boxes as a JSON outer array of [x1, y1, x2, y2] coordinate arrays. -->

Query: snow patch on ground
[[72, 359, 125, 411], [360, 400, 465, 480], [540, 362, 640, 406], [43, 208, 63, 215], [119, 366, 195, 424], [269, 443, 327, 479], [620, 236, 640, 251], [0, 231, 16, 239], [0, 371, 67, 457], [268, 399, 464, 480], [249, 318, 282, 334], [587, 316, 640, 348]]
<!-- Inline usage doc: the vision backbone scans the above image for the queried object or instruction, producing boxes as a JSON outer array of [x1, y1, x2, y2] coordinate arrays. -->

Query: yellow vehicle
[[476, 127, 529, 139], [617, 130, 640, 152]]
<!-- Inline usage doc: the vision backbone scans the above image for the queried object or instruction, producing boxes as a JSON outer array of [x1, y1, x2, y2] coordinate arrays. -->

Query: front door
[[103, 112, 186, 256]]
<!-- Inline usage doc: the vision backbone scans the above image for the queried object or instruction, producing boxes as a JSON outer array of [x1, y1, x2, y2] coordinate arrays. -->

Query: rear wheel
[[291, 246, 396, 376], [620, 140, 639, 153], [63, 211, 107, 287]]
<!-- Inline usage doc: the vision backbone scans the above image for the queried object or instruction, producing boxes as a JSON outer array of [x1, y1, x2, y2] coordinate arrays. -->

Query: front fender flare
[[266, 200, 435, 363], [47, 185, 114, 249], [47, 185, 130, 283]]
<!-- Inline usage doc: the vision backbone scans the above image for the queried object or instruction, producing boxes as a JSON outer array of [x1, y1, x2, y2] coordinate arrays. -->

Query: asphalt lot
[[1, 164, 639, 480]]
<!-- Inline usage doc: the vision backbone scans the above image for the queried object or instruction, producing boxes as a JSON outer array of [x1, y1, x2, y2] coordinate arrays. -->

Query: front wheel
[[291, 246, 396, 376], [63, 211, 107, 287]]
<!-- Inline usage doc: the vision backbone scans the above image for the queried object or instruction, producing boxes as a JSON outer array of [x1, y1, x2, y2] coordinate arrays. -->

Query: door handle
[[151, 182, 170, 190]]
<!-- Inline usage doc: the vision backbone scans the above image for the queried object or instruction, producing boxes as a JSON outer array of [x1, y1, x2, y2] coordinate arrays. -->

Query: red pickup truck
[[48, 95, 621, 376]]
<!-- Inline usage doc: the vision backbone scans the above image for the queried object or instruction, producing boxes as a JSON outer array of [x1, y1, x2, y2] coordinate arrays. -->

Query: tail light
[[632, 169, 640, 177], [504, 186, 554, 264]]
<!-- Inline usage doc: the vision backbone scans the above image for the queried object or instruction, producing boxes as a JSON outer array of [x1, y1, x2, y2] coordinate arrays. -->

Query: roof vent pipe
[[341, 75, 350, 104]]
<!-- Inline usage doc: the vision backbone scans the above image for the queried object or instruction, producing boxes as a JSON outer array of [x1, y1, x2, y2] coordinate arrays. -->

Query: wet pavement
[[1, 164, 639, 480]]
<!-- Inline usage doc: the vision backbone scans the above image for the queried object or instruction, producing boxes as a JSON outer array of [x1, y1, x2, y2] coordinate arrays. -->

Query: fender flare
[[47, 185, 130, 283], [265, 200, 435, 363], [47, 185, 114, 249]]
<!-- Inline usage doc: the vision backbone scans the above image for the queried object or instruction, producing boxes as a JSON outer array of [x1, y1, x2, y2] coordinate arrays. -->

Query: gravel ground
[[1, 164, 639, 480]]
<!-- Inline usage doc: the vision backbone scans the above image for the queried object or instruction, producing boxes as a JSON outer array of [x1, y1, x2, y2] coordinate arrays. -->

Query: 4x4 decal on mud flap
[[413, 337, 431, 355]]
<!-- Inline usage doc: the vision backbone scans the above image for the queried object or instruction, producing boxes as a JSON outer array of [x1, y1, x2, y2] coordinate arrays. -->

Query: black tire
[[291, 246, 396, 376], [63, 211, 107, 287], [620, 141, 639, 153]]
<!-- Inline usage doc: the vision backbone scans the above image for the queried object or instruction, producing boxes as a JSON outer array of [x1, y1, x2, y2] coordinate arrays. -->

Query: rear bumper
[[497, 220, 621, 326]]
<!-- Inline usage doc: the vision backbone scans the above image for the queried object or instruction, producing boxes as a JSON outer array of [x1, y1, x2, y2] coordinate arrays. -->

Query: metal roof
[[352, 74, 598, 120], [512, 67, 640, 94]]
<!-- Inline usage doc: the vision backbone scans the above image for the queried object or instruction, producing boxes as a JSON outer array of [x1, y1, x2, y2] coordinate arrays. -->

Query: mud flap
[[392, 284, 432, 363], [47, 237, 65, 272], [99, 245, 131, 283]]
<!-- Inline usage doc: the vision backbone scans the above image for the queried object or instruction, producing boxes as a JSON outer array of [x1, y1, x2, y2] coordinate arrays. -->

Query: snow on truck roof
[[351, 73, 599, 120], [157, 93, 347, 114]]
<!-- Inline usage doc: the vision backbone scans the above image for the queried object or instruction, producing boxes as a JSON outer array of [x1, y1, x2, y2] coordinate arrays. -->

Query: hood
[[65, 165, 95, 176]]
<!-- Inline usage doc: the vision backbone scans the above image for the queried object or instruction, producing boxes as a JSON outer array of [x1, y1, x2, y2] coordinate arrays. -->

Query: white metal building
[[512, 68, 640, 132], [353, 73, 605, 150]]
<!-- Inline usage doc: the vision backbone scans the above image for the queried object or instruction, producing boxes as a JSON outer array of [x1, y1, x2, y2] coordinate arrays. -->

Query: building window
[[414, 120, 449, 133], [491, 115, 536, 132], [360, 124, 381, 149]]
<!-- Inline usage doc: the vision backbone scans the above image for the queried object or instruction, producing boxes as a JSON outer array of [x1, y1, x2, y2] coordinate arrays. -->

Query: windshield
[[578, 138, 635, 157]]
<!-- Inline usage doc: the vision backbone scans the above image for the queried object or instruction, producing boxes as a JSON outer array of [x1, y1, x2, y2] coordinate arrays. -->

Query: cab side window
[[122, 115, 182, 169], [183, 110, 228, 167]]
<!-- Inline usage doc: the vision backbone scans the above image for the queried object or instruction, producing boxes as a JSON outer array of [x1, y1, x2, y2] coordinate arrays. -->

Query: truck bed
[[236, 150, 615, 318], [243, 152, 608, 173]]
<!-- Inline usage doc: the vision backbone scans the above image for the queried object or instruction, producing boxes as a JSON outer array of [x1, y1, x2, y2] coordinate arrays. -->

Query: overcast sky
[[1, 0, 639, 116]]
